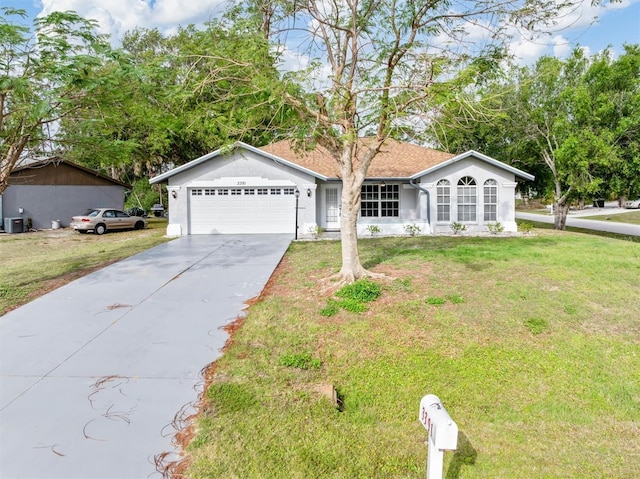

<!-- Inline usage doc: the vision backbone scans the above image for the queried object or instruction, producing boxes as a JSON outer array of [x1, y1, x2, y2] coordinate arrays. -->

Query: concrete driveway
[[0, 234, 291, 479]]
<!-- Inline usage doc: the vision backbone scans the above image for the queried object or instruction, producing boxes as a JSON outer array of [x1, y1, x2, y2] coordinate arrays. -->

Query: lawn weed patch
[[319, 278, 382, 316], [335, 278, 381, 303], [280, 352, 322, 370], [524, 317, 549, 335]]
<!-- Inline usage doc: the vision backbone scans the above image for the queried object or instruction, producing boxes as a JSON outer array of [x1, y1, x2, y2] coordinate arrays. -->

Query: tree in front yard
[[239, 0, 614, 282]]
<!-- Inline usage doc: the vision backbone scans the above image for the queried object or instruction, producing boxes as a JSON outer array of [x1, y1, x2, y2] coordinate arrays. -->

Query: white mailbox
[[419, 394, 458, 449], [419, 394, 458, 479]]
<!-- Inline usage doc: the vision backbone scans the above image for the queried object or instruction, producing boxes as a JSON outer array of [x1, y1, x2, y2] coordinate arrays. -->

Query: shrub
[[518, 221, 534, 234], [307, 225, 324, 239], [450, 222, 467, 234], [487, 222, 504, 234], [404, 223, 421, 236], [366, 224, 381, 236]]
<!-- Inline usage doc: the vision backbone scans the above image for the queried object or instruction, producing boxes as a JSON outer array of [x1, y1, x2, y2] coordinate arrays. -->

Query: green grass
[[185, 229, 640, 478], [518, 208, 640, 226], [519, 218, 640, 243], [0, 219, 172, 315], [580, 210, 640, 225]]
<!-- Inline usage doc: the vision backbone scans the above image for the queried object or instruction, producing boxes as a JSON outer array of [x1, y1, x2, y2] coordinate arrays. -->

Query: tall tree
[[242, 0, 611, 282], [63, 20, 297, 204], [431, 45, 640, 229], [580, 45, 640, 203], [0, 8, 113, 194]]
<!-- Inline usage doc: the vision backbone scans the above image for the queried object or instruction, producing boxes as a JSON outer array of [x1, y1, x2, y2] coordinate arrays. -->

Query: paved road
[[516, 210, 640, 237], [0, 235, 291, 479]]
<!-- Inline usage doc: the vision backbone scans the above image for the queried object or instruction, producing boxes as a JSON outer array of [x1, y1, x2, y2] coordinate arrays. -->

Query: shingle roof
[[11, 157, 130, 187], [259, 139, 456, 178]]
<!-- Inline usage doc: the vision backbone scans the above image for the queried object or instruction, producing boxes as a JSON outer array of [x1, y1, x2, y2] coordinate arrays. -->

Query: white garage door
[[189, 186, 296, 234]]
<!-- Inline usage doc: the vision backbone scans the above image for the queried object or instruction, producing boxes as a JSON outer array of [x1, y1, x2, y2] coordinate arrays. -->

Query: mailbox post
[[419, 394, 458, 479]]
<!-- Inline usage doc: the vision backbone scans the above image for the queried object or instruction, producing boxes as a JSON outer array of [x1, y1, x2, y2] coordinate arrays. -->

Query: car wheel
[[95, 224, 106, 235], [134, 221, 144, 230]]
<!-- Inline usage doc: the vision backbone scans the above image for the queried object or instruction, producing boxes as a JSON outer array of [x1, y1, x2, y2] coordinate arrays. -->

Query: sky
[[3, 0, 640, 66]]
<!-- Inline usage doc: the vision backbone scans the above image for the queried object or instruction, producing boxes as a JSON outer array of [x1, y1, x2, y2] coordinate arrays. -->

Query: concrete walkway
[[0, 235, 291, 479]]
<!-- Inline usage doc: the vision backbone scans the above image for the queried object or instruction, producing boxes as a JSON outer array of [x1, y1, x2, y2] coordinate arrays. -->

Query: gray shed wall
[[1, 185, 125, 230]]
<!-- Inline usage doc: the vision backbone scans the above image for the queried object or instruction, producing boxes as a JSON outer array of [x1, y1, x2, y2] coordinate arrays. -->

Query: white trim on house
[[150, 142, 328, 184], [410, 150, 535, 182]]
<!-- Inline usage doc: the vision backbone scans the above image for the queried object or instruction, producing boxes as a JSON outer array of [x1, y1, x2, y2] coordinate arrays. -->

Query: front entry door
[[325, 187, 340, 230]]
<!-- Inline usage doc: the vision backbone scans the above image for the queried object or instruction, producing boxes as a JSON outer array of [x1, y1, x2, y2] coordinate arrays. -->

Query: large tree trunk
[[553, 199, 570, 230], [337, 180, 367, 282], [545, 150, 572, 231]]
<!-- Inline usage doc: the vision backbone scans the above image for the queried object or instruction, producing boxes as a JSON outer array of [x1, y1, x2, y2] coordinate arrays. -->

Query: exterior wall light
[[171, 190, 177, 199], [307, 188, 312, 197]]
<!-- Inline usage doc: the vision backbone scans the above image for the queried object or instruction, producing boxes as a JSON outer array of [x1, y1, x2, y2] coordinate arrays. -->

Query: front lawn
[[580, 210, 640, 225], [182, 230, 640, 478], [0, 219, 172, 315]]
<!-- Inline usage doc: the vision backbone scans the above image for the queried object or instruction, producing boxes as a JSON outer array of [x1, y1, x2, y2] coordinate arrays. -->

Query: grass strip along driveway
[[0, 219, 172, 315], [183, 230, 639, 478]]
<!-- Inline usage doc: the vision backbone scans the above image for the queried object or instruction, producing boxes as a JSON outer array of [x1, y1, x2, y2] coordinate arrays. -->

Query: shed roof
[[10, 158, 130, 187]]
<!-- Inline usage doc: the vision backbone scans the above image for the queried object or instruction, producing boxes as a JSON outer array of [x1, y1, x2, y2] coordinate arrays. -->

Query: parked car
[[150, 203, 165, 217], [625, 197, 640, 209], [70, 208, 147, 235], [126, 207, 147, 217]]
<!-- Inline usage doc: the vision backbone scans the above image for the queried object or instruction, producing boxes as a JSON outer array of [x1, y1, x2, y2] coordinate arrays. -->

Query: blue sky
[[4, 0, 640, 64], [569, 0, 640, 52]]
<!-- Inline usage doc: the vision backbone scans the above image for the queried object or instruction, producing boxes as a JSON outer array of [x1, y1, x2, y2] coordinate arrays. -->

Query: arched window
[[436, 179, 451, 222], [484, 179, 498, 221], [457, 176, 477, 222]]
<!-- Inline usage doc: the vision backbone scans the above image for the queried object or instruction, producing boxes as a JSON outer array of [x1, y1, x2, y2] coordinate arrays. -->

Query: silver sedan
[[70, 208, 147, 235]]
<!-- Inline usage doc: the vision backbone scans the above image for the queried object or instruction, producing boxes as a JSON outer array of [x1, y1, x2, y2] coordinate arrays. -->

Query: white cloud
[[501, 0, 635, 65], [38, 0, 226, 44], [551, 35, 572, 58], [34, 0, 638, 63]]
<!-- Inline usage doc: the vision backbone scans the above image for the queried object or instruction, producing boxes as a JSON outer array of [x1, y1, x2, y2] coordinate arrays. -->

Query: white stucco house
[[149, 139, 534, 237]]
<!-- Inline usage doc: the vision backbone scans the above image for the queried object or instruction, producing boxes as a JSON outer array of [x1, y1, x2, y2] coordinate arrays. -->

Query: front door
[[325, 187, 340, 230]]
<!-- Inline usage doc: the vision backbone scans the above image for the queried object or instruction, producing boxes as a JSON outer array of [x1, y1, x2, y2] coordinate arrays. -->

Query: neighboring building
[[1, 159, 128, 231], [149, 139, 534, 237]]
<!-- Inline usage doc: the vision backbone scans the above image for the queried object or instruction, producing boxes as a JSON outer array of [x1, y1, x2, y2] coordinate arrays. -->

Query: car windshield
[[87, 210, 100, 217]]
